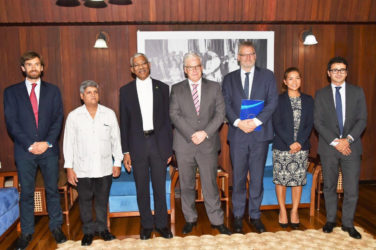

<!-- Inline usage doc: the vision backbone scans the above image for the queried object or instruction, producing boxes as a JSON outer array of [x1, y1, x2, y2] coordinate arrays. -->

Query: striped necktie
[[192, 83, 200, 115]]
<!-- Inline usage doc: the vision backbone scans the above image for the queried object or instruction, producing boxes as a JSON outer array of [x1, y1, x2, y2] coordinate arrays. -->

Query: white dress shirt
[[25, 78, 41, 103], [136, 76, 154, 131], [188, 78, 202, 102], [63, 104, 123, 178], [234, 67, 262, 128]]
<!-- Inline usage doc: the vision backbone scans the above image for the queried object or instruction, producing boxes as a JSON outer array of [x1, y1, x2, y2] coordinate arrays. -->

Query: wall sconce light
[[84, 0, 107, 8], [302, 28, 318, 45], [94, 32, 109, 49], [56, 0, 80, 7]]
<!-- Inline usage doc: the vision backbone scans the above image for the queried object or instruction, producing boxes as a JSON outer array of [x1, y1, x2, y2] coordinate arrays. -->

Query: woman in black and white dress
[[272, 67, 314, 229]]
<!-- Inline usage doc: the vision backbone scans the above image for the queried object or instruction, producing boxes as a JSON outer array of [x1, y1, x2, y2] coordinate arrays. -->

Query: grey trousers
[[176, 150, 224, 226], [320, 152, 361, 227]]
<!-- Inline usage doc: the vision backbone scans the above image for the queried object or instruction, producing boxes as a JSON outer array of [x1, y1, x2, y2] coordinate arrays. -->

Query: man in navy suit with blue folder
[[222, 41, 278, 233], [4, 51, 66, 249]]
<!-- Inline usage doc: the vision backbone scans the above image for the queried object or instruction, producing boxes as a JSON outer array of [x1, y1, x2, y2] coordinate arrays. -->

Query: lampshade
[[94, 32, 109, 49], [302, 29, 318, 45], [84, 0, 107, 8]]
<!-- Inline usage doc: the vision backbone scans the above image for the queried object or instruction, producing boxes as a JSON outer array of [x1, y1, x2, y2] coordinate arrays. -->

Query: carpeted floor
[[57, 227, 376, 249]]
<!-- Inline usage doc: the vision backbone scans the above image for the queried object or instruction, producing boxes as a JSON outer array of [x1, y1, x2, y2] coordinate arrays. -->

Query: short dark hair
[[20, 51, 44, 67], [282, 67, 301, 92], [327, 56, 348, 71]]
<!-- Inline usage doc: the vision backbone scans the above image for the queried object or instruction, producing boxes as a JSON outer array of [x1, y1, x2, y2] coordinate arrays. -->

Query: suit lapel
[[343, 83, 351, 132], [152, 79, 158, 125], [234, 69, 246, 99], [250, 67, 259, 99], [199, 79, 209, 117], [182, 79, 198, 116], [324, 85, 340, 134], [131, 81, 144, 127], [19, 81, 38, 129]]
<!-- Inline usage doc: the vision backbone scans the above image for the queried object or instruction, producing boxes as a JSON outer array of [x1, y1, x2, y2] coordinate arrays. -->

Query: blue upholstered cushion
[[109, 165, 171, 213], [0, 187, 19, 236]]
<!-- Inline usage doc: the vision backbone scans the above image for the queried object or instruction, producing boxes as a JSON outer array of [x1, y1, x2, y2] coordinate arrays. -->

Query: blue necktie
[[335, 86, 343, 136], [244, 72, 250, 99]]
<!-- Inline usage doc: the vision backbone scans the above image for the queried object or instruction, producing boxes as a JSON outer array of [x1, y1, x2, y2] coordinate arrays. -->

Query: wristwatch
[[346, 136, 354, 144]]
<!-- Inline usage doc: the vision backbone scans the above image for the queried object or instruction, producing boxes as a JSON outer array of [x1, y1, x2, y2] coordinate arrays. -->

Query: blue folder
[[240, 99, 264, 131]]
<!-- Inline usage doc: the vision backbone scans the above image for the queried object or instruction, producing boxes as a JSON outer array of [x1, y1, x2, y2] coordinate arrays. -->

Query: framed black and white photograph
[[137, 31, 274, 87]]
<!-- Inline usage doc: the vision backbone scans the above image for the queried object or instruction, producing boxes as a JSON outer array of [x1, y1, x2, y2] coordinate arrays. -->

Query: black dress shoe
[[233, 217, 244, 234], [96, 230, 116, 241], [81, 234, 94, 246], [250, 218, 266, 233], [279, 222, 289, 228], [290, 222, 300, 230], [341, 226, 362, 239], [212, 224, 232, 235], [156, 227, 173, 239], [182, 222, 197, 234], [15, 233, 32, 250], [140, 228, 153, 240], [51, 228, 67, 244], [322, 222, 336, 233]]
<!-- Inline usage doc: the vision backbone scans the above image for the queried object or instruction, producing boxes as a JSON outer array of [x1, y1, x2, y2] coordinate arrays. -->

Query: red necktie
[[30, 83, 38, 127]]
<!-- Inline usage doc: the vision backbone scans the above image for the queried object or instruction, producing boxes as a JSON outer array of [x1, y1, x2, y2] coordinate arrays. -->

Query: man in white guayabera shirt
[[63, 80, 123, 246]]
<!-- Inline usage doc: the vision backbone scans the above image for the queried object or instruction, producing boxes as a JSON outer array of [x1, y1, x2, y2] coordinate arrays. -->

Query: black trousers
[[77, 174, 112, 234], [132, 134, 168, 229]]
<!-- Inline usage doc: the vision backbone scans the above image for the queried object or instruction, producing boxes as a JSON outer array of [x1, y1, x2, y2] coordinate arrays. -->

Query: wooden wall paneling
[[1, 24, 375, 180]]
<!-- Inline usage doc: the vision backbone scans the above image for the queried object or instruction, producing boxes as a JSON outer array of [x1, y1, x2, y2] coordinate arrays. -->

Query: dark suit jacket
[[119, 78, 172, 161], [4, 81, 63, 160], [222, 67, 278, 143], [272, 92, 314, 151], [169, 78, 225, 154], [314, 83, 367, 155]]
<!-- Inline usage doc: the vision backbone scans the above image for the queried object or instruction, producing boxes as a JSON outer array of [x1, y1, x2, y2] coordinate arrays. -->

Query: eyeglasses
[[238, 52, 256, 58], [132, 62, 148, 68], [185, 65, 202, 71], [329, 68, 347, 74]]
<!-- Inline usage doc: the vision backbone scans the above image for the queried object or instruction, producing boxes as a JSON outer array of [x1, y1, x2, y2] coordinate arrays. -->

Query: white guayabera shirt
[[63, 104, 123, 178]]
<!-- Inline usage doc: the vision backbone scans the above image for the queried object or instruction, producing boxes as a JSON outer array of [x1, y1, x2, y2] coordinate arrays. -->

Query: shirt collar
[[241, 66, 255, 75], [188, 78, 202, 86], [25, 78, 41, 86], [331, 81, 346, 89], [136, 76, 152, 85]]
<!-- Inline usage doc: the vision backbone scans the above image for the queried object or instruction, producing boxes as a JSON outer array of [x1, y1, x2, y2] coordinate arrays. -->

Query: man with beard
[[4, 51, 66, 249], [119, 53, 173, 240]]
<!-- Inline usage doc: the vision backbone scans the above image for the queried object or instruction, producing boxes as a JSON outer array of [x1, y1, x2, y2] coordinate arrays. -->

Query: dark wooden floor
[[2, 183, 376, 250]]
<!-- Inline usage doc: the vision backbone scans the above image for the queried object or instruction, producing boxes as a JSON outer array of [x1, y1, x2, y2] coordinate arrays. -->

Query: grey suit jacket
[[169, 78, 225, 154], [314, 83, 367, 156]]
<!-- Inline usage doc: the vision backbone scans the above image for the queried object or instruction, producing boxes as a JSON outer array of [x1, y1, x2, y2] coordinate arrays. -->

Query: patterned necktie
[[192, 83, 200, 115], [244, 72, 250, 99], [30, 83, 38, 127], [335, 86, 343, 136]]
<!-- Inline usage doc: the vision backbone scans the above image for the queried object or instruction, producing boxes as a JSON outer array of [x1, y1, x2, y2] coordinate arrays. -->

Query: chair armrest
[[0, 171, 18, 189]]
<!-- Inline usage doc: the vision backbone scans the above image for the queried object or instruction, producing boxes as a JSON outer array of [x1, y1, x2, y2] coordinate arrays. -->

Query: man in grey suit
[[314, 56, 367, 239], [170, 52, 231, 235]]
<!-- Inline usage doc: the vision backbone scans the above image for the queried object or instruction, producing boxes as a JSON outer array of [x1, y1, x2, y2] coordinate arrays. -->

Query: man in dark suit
[[3, 51, 66, 249], [119, 53, 173, 240], [170, 52, 231, 235], [222, 41, 278, 233], [314, 56, 367, 239]]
